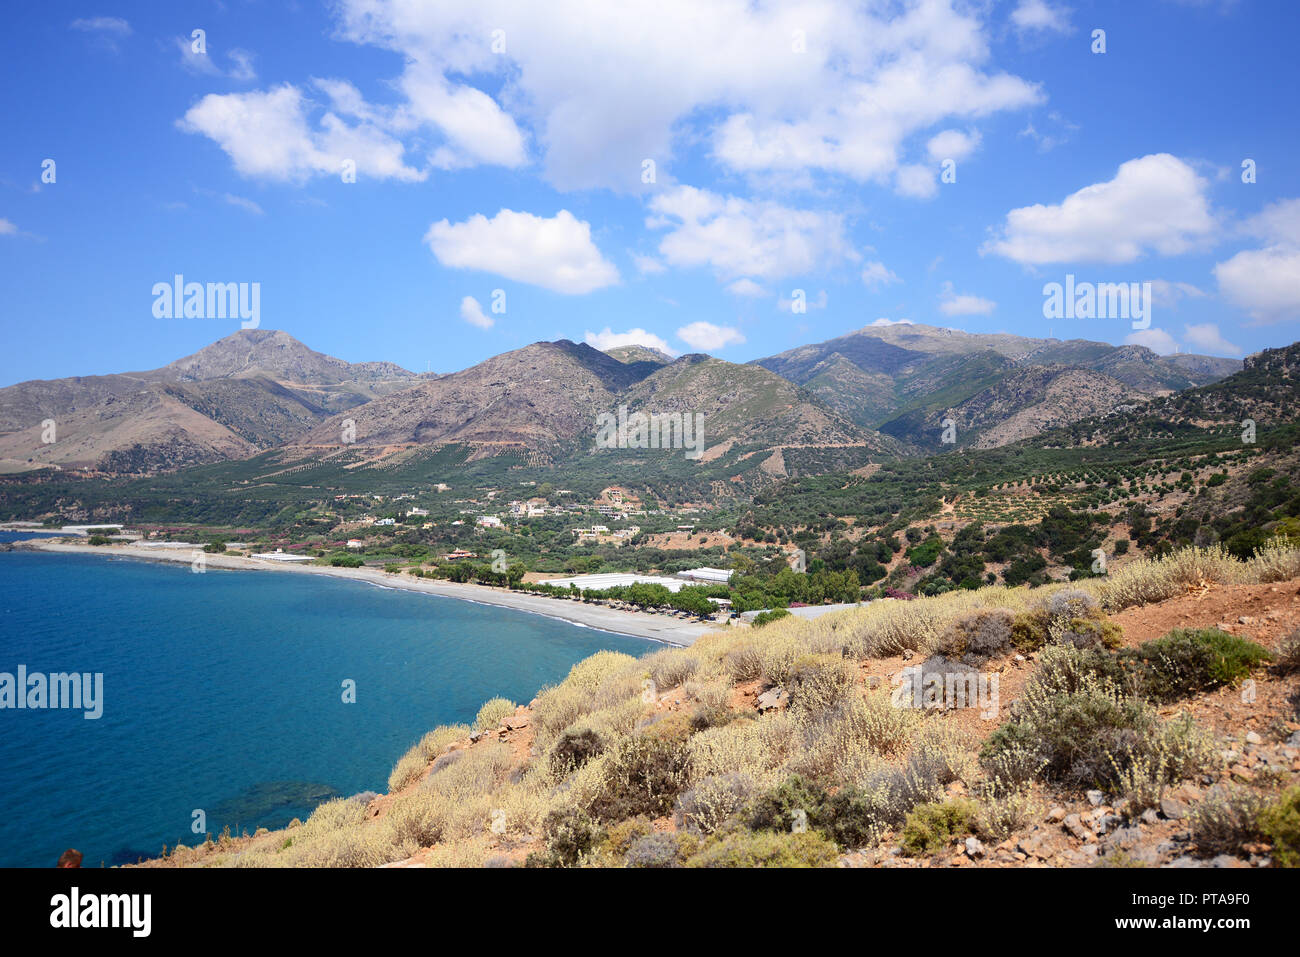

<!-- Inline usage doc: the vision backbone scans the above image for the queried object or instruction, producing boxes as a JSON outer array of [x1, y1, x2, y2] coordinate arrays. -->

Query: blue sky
[[2, 0, 1299, 386]]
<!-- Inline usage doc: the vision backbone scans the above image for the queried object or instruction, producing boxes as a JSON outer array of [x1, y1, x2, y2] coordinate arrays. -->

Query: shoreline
[[21, 540, 719, 646]]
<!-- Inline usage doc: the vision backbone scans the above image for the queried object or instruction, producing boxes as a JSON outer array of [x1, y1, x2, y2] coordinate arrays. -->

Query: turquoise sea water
[[0, 549, 655, 867]]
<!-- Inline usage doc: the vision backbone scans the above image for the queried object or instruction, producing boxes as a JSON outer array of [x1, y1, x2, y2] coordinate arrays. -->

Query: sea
[[0, 539, 656, 867]]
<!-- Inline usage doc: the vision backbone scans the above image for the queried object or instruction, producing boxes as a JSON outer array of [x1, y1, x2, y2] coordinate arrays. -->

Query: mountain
[[754, 322, 1241, 447], [299, 341, 899, 466], [603, 344, 673, 366], [300, 340, 655, 451], [0, 330, 417, 472]]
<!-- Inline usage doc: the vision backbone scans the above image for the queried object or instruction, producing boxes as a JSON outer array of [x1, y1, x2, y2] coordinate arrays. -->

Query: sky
[[2, 0, 1299, 386]]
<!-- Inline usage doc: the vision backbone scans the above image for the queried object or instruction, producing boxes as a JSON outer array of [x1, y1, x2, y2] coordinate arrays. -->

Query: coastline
[[21, 540, 719, 646]]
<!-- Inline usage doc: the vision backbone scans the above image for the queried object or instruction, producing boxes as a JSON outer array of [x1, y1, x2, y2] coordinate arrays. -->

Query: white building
[[676, 567, 734, 584]]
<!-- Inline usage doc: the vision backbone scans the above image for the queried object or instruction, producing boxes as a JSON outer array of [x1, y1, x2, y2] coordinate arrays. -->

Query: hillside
[[755, 323, 1240, 445], [131, 544, 1300, 870]]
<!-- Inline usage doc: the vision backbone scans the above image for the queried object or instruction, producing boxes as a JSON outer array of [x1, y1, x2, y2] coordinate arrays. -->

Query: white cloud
[[1241, 197, 1300, 246], [70, 16, 131, 36], [926, 129, 981, 163], [397, 61, 528, 170], [727, 278, 766, 297], [1209, 197, 1300, 323], [324, 0, 1041, 191], [894, 164, 938, 199], [1183, 322, 1241, 355], [983, 154, 1215, 264], [0, 218, 16, 236], [1018, 111, 1079, 153], [632, 254, 666, 275], [677, 321, 746, 351], [1011, 1, 1072, 34], [426, 209, 619, 295], [1125, 328, 1179, 355], [584, 327, 676, 356], [459, 295, 494, 329], [938, 281, 995, 316], [178, 84, 425, 183], [648, 185, 855, 280], [861, 260, 901, 290], [868, 317, 912, 326], [174, 37, 257, 81], [71, 16, 130, 52], [223, 193, 263, 215], [1149, 279, 1207, 309], [1213, 246, 1300, 323]]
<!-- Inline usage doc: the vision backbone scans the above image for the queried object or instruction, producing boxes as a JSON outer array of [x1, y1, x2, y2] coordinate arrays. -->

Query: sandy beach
[[20, 539, 720, 646]]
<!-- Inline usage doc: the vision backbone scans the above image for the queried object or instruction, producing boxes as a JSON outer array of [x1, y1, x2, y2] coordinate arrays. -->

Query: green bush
[[549, 726, 605, 777], [525, 807, 605, 868], [900, 799, 978, 855], [1260, 786, 1300, 867], [752, 608, 792, 628], [748, 775, 829, 834], [1190, 786, 1269, 858], [981, 655, 1212, 792], [1119, 628, 1270, 702], [683, 828, 839, 868], [588, 732, 691, 822]]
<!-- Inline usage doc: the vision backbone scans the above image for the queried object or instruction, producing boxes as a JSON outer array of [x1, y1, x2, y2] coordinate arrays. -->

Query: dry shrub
[[641, 647, 699, 690], [475, 697, 518, 730], [386, 723, 471, 793], [674, 773, 758, 834]]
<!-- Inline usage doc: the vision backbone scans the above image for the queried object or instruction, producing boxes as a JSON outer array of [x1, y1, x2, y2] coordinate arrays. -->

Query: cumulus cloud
[[313, 0, 1042, 192], [1124, 328, 1179, 355], [459, 295, 494, 329], [1149, 279, 1207, 309], [585, 327, 676, 355], [868, 317, 912, 326], [938, 281, 995, 316], [1011, 1, 1072, 34], [1242, 197, 1300, 246], [426, 208, 619, 295], [894, 164, 938, 200], [632, 254, 666, 275], [1212, 196, 1300, 323], [1183, 322, 1241, 355], [982, 154, 1215, 264], [178, 84, 425, 183], [726, 278, 766, 297], [648, 185, 855, 280], [926, 129, 981, 163], [1213, 246, 1300, 323], [677, 321, 746, 351], [861, 260, 901, 290], [0, 218, 16, 236]]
